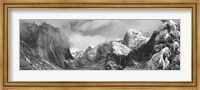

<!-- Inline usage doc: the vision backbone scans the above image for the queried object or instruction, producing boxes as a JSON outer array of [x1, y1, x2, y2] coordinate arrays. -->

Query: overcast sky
[[20, 19, 180, 50]]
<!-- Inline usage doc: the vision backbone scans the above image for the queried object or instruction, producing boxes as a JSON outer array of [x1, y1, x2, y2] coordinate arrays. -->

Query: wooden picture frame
[[0, 0, 199, 90]]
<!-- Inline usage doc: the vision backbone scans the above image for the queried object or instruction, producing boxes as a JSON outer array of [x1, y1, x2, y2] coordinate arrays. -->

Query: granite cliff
[[20, 20, 180, 70]]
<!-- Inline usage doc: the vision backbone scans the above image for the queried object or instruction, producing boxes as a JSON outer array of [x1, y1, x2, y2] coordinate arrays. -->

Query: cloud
[[21, 19, 179, 51], [74, 20, 120, 31], [69, 32, 106, 50]]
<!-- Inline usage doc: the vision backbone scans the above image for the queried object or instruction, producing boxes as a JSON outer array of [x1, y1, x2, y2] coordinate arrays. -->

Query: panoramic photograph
[[20, 19, 180, 70]]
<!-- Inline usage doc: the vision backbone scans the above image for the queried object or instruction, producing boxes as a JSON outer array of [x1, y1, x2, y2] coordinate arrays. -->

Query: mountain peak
[[122, 28, 148, 49], [126, 28, 141, 36], [20, 20, 180, 70]]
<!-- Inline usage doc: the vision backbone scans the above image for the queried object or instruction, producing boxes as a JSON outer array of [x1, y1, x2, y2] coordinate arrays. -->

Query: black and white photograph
[[20, 19, 180, 70]]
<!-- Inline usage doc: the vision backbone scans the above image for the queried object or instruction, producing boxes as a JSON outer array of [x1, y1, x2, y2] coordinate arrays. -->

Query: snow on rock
[[169, 41, 179, 52], [70, 48, 84, 59], [105, 60, 123, 70], [147, 47, 171, 70], [122, 28, 148, 49], [167, 20, 178, 30], [155, 29, 172, 43], [112, 42, 131, 56], [81, 46, 99, 61], [35, 21, 42, 26], [160, 20, 178, 31], [127, 20, 180, 70]]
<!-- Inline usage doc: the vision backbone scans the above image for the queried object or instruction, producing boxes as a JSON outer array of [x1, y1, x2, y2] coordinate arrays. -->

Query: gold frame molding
[[0, 0, 199, 90]]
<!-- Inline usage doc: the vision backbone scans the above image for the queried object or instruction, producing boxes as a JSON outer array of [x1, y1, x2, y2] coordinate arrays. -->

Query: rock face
[[20, 20, 180, 70], [112, 42, 131, 56], [82, 46, 97, 61], [70, 48, 84, 59], [122, 28, 149, 49], [20, 22, 73, 69], [76, 40, 132, 70], [105, 61, 122, 70], [77, 29, 148, 70], [110, 41, 131, 68], [20, 41, 62, 70], [127, 20, 180, 70], [147, 47, 171, 70]]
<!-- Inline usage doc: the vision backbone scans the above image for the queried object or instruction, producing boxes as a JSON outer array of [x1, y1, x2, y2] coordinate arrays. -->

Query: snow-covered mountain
[[122, 28, 149, 49], [127, 20, 180, 70], [70, 48, 84, 59], [20, 20, 180, 70]]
